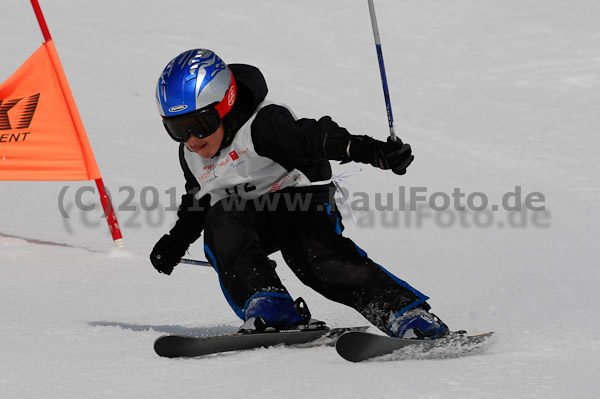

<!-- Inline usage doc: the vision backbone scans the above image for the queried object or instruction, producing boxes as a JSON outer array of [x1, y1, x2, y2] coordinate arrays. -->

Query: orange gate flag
[[0, 0, 123, 248], [0, 42, 101, 180]]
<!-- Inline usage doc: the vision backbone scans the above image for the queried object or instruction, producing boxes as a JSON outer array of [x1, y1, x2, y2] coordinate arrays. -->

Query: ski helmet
[[156, 49, 237, 141]]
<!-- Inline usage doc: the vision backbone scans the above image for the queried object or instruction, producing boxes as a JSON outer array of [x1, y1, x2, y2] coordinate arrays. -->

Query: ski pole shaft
[[180, 258, 212, 267], [179, 258, 277, 269], [367, 0, 398, 142]]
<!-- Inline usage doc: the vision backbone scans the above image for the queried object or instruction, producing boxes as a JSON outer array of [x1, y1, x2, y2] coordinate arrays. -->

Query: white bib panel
[[183, 102, 313, 205]]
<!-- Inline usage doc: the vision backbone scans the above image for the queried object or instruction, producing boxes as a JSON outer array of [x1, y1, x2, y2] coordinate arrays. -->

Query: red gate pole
[[29, 0, 124, 247], [30, 0, 52, 42], [95, 178, 124, 248]]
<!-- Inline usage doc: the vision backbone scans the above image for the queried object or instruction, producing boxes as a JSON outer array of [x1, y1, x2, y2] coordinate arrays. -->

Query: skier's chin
[[186, 142, 216, 158], [197, 148, 216, 158], [188, 142, 208, 155]]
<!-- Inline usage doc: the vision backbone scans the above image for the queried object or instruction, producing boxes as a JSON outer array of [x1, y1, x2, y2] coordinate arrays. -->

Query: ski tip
[[335, 331, 378, 363], [154, 335, 175, 358], [335, 331, 496, 363], [153, 334, 198, 358]]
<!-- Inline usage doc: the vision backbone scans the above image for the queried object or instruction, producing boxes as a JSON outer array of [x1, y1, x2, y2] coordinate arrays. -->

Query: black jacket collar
[[220, 64, 268, 150]]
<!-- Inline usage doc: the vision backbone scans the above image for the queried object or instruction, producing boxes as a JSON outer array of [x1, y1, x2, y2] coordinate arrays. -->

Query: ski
[[335, 331, 495, 362], [154, 326, 369, 358]]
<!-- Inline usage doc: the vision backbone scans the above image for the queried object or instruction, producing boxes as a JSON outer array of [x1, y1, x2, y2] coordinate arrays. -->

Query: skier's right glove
[[345, 135, 414, 175], [150, 234, 187, 275]]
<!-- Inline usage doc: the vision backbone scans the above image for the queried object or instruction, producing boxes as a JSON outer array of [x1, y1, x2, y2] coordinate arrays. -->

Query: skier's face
[[184, 121, 225, 158]]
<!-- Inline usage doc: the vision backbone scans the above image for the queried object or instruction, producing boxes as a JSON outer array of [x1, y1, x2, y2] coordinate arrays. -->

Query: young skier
[[150, 48, 449, 339]]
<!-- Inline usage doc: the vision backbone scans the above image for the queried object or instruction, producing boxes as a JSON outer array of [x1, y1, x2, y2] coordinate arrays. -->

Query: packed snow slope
[[1, 1, 599, 398]]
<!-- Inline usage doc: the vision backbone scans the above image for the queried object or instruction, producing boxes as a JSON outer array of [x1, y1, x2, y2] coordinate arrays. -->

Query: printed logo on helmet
[[168, 105, 188, 113]]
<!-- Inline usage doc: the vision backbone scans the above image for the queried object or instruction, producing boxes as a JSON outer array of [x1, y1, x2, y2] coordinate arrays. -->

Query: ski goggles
[[163, 107, 221, 142], [162, 73, 237, 142]]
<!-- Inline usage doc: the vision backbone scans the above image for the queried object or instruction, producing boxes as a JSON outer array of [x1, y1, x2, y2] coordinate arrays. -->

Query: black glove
[[150, 234, 187, 275], [347, 135, 414, 175]]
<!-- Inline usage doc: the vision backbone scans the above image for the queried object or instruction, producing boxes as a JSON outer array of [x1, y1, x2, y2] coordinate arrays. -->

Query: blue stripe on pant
[[204, 243, 245, 319]]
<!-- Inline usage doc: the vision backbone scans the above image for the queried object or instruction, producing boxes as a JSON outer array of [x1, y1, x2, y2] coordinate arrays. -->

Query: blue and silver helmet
[[156, 49, 236, 118]]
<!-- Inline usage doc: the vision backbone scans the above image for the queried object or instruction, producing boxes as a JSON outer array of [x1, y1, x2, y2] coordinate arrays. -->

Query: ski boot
[[389, 306, 449, 339], [239, 296, 326, 333]]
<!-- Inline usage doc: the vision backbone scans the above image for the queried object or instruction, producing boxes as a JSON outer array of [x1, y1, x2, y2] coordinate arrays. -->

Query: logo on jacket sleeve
[[229, 150, 239, 161]]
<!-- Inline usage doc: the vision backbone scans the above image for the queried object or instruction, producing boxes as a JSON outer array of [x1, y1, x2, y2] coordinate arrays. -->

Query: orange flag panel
[[0, 41, 101, 181]]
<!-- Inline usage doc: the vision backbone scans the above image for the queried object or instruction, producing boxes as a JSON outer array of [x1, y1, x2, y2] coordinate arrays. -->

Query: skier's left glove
[[345, 135, 414, 175], [150, 234, 187, 275]]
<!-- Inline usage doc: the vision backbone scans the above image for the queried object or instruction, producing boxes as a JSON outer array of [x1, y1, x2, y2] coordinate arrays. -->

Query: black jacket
[[168, 64, 355, 247]]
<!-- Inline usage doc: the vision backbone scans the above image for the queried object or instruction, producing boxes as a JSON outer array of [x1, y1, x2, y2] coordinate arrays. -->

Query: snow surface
[[1, 0, 599, 398]]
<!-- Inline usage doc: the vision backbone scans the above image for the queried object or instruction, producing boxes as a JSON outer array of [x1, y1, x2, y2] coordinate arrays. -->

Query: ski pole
[[367, 0, 399, 143], [180, 258, 212, 267], [179, 258, 277, 269]]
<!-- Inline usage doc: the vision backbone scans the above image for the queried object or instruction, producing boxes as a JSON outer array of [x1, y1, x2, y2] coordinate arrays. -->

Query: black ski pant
[[203, 194, 429, 335]]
